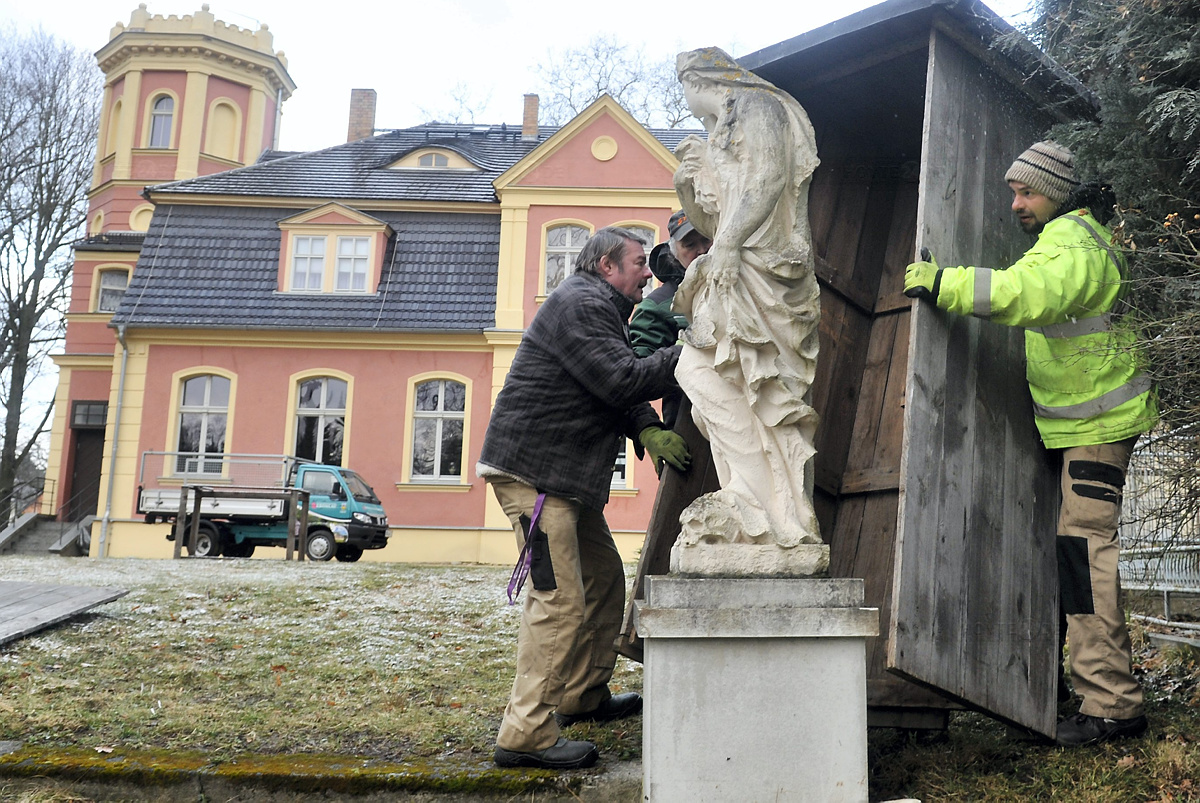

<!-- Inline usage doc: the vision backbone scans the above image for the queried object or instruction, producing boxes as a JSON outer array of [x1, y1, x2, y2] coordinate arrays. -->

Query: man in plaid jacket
[[479, 226, 690, 769]]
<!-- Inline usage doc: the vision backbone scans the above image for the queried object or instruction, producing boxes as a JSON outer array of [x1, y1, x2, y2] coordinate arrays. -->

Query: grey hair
[[574, 226, 648, 276]]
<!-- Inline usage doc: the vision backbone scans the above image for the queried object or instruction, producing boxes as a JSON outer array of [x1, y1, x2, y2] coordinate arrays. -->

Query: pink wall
[[130, 339, 664, 533], [86, 184, 154, 232], [136, 342, 495, 528], [130, 152, 180, 182], [518, 113, 675, 189]]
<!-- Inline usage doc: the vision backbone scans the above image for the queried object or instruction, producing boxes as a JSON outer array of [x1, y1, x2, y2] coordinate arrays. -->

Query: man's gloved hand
[[904, 250, 942, 302], [639, 426, 691, 473]]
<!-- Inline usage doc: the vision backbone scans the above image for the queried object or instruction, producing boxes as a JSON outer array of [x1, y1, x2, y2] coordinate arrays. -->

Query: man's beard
[[1018, 217, 1045, 235]]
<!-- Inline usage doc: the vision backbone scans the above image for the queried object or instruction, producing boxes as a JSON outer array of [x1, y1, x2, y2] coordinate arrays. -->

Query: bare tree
[[0, 29, 101, 525], [418, 81, 495, 125], [536, 35, 699, 130]]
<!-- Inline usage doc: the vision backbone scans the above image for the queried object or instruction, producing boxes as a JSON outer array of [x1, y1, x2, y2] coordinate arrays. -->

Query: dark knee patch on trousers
[[520, 513, 557, 592], [1068, 460, 1126, 489], [1057, 535, 1094, 615], [1071, 483, 1120, 504]]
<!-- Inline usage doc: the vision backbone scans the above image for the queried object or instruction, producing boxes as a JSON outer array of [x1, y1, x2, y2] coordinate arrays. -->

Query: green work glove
[[639, 426, 691, 473], [904, 252, 942, 302]]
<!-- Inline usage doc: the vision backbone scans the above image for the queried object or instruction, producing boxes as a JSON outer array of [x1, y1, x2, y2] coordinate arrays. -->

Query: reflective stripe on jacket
[[935, 209, 1158, 448]]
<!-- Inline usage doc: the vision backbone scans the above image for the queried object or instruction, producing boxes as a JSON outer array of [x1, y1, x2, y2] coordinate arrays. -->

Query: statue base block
[[636, 577, 878, 802], [670, 542, 830, 577]]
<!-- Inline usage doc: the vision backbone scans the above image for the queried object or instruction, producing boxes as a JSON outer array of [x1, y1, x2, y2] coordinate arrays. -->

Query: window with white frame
[[149, 96, 174, 149], [611, 440, 628, 488], [96, 269, 129, 312], [290, 236, 326, 291], [176, 375, 229, 474], [544, 224, 590, 294], [295, 377, 347, 466], [418, 153, 448, 167], [335, 236, 369, 292], [411, 379, 465, 481]]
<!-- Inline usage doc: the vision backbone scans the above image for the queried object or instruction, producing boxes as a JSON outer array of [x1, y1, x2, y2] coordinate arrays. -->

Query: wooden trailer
[[733, 0, 1094, 736]]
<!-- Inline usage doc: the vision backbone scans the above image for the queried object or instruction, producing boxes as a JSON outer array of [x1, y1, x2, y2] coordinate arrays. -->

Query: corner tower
[[88, 2, 295, 235], [43, 4, 293, 530]]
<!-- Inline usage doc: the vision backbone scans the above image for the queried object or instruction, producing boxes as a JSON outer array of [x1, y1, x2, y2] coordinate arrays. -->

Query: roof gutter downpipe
[[98, 322, 130, 558]]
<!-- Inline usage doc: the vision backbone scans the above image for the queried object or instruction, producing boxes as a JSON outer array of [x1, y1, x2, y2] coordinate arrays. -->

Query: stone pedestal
[[635, 577, 878, 802]]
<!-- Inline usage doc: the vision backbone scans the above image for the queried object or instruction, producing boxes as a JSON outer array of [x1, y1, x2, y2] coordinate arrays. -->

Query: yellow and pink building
[[44, 5, 687, 562]]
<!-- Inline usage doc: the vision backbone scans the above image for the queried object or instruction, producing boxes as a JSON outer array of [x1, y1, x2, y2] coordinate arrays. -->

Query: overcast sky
[[1, 0, 1033, 153]]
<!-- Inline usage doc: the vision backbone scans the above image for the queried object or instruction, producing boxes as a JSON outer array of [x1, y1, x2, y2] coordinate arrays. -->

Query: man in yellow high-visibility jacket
[[904, 140, 1158, 747]]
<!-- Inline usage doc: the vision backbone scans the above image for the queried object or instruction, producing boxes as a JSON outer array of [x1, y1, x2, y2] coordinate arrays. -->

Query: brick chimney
[[522, 94, 539, 141], [347, 89, 377, 142]]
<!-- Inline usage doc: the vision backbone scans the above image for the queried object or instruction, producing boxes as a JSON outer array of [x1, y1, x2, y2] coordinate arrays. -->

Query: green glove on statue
[[903, 248, 942, 302], [638, 426, 691, 473]]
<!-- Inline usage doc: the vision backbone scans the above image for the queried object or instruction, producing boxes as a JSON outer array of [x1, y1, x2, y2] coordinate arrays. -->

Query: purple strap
[[506, 493, 546, 605]]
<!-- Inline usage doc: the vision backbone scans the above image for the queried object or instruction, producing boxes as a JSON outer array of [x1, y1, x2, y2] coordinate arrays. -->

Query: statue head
[[676, 47, 789, 128]]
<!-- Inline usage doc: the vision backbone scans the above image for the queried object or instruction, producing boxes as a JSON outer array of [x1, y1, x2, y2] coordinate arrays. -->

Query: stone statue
[[670, 47, 828, 577]]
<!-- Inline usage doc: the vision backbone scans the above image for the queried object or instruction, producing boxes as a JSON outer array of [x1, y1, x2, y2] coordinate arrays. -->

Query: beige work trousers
[[489, 477, 625, 752], [1056, 437, 1143, 720]]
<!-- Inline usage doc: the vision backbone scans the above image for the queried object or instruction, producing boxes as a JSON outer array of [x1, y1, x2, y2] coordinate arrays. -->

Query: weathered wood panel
[[0, 582, 129, 646], [892, 28, 1060, 737]]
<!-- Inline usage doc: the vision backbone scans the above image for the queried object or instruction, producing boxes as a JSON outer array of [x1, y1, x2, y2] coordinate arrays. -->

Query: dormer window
[[149, 95, 174, 149], [277, 204, 392, 295], [388, 148, 478, 171]]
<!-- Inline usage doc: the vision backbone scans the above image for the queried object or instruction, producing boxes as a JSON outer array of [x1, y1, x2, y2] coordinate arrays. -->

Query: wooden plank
[[891, 28, 1060, 737], [0, 582, 129, 646], [813, 292, 873, 497]]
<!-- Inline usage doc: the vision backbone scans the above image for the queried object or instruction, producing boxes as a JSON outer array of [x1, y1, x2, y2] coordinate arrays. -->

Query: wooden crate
[[740, 0, 1095, 736]]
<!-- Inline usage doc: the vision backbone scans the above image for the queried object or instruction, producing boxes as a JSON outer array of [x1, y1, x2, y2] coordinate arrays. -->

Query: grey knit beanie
[[1004, 140, 1076, 204]]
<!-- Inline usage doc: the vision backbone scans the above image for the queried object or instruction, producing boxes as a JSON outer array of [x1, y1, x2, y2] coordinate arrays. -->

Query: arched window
[[176, 374, 229, 474], [418, 153, 448, 167], [544, 224, 590, 294], [411, 379, 465, 480], [295, 377, 347, 466], [148, 95, 174, 149]]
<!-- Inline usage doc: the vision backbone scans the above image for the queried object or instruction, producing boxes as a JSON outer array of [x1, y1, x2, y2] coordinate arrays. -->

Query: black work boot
[[494, 738, 599, 769], [1055, 712, 1148, 747], [554, 692, 643, 727]]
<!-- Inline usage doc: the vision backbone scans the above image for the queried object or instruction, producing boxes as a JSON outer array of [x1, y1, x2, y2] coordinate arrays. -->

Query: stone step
[[9, 522, 72, 555]]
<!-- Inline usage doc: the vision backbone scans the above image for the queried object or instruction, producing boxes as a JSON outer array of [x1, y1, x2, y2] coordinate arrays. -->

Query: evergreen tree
[[1026, 0, 1200, 537]]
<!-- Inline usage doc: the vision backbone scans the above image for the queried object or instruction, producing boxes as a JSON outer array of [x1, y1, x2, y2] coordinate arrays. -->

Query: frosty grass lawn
[[3, 555, 1200, 802]]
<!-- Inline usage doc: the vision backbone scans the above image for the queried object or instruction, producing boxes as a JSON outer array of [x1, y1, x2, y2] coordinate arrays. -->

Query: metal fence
[[1118, 438, 1200, 631], [138, 452, 297, 491]]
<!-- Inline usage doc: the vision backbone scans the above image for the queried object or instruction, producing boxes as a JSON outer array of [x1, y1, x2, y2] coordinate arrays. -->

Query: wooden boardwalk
[[0, 582, 128, 646]]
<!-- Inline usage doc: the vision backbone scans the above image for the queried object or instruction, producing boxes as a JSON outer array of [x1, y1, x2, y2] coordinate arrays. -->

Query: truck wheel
[[305, 529, 335, 561], [335, 544, 363, 563], [187, 521, 222, 558], [227, 541, 255, 558]]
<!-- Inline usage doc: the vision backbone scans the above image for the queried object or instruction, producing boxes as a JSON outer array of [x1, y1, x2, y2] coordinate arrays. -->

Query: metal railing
[[138, 452, 300, 490], [1118, 438, 1200, 630], [0, 477, 49, 530]]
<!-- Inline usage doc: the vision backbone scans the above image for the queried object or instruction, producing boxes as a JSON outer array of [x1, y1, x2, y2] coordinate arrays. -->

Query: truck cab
[[292, 463, 389, 561]]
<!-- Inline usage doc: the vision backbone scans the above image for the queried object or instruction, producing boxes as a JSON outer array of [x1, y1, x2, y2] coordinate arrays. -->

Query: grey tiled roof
[[148, 123, 695, 205], [111, 204, 499, 332]]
